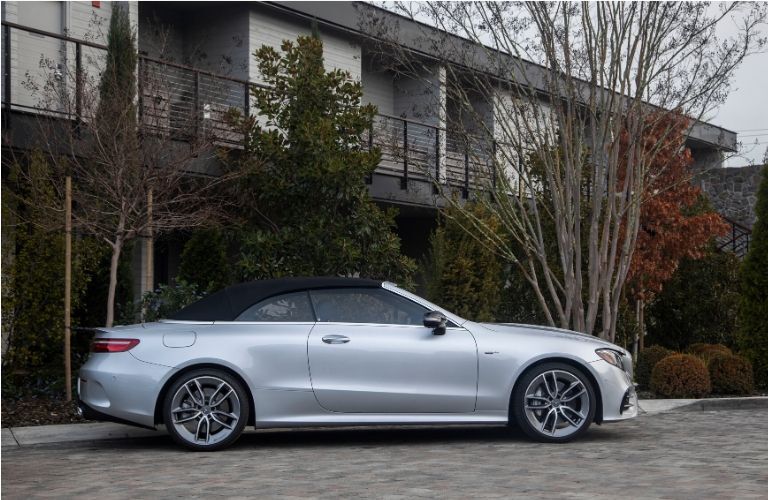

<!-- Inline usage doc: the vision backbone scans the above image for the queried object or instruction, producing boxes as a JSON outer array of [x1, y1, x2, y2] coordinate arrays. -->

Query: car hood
[[480, 322, 629, 355]]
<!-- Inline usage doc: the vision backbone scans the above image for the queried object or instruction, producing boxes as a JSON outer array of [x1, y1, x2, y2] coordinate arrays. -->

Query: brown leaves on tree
[[624, 112, 728, 301]]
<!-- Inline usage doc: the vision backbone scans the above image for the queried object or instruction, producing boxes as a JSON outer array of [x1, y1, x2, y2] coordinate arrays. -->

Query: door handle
[[322, 335, 350, 344]]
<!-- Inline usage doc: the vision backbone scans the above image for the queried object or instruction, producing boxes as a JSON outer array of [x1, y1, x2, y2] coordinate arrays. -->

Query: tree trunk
[[64, 176, 72, 401], [638, 299, 645, 351], [105, 237, 123, 328], [145, 189, 154, 295]]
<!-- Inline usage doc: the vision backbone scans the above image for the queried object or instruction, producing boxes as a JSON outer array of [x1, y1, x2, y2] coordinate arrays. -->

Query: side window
[[235, 292, 315, 322], [310, 288, 429, 325]]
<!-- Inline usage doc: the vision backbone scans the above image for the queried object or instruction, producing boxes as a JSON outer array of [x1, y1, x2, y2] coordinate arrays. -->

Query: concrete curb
[[2, 397, 767, 448], [673, 396, 768, 412], [639, 396, 768, 415], [638, 398, 699, 414], [2, 422, 164, 449]]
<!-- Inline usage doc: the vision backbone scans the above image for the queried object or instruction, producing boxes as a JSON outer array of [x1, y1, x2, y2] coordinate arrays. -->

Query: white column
[[492, 88, 520, 193], [437, 64, 447, 183]]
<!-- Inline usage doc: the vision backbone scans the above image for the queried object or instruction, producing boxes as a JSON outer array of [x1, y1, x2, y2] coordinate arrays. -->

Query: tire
[[511, 362, 596, 443], [163, 368, 250, 451]]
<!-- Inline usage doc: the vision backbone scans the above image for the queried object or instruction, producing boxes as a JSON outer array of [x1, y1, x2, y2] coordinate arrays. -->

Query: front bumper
[[590, 359, 638, 422], [78, 352, 174, 428]]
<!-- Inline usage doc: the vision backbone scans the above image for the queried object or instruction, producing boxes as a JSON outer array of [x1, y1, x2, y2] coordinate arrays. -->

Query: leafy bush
[[635, 345, 673, 389], [2, 154, 135, 400], [178, 228, 229, 293], [650, 354, 711, 398], [75, 240, 134, 328], [689, 343, 732, 363], [2, 155, 106, 373], [708, 354, 754, 395], [421, 202, 549, 324], [422, 203, 505, 322], [141, 280, 204, 322], [645, 249, 740, 350], [1, 364, 74, 400]]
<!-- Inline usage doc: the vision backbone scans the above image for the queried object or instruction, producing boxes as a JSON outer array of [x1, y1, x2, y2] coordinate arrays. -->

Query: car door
[[307, 287, 478, 413]]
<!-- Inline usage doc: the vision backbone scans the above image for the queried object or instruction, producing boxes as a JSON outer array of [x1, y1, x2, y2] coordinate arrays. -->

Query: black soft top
[[169, 277, 383, 321]]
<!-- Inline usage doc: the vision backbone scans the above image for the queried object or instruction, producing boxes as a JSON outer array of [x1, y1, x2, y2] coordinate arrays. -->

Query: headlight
[[596, 348, 624, 369]]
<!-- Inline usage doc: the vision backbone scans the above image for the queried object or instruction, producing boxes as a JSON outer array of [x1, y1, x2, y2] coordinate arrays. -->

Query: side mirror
[[423, 311, 447, 335]]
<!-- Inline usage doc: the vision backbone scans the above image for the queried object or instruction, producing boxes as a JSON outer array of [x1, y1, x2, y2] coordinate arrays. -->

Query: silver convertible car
[[78, 277, 637, 451]]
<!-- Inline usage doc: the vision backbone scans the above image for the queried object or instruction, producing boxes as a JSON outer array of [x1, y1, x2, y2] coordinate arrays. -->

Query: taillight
[[91, 338, 140, 353]]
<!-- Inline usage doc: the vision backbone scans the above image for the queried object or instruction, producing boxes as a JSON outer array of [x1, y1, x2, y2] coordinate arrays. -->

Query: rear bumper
[[77, 399, 156, 430], [78, 352, 174, 428]]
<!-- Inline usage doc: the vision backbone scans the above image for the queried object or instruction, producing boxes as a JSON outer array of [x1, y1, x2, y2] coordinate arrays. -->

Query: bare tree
[[362, 2, 766, 341], [10, 5, 237, 327]]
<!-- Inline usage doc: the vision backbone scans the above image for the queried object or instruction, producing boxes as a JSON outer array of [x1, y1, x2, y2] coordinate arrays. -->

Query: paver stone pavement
[[2, 408, 767, 499]]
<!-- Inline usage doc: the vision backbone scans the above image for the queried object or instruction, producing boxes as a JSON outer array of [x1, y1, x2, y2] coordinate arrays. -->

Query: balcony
[[2, 21, 497, 207]]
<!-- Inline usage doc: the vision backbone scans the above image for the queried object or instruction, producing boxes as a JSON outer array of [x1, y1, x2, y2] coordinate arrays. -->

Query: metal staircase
[[717, 217, 752, 259]]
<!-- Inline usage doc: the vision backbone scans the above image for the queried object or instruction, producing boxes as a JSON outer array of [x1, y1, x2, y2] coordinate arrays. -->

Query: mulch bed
[[2, 397, 88, 428]]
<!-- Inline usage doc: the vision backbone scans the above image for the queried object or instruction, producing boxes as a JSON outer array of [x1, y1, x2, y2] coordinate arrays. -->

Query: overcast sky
[[712, 10, 768, 168]]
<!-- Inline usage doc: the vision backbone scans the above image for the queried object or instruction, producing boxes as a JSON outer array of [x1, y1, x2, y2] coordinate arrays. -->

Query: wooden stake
[[146, 188, 154, 293], [638, 299, 645, 352], [64, 176, 72, 402]]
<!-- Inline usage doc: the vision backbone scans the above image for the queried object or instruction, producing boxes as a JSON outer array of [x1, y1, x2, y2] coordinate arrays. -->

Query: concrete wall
[[182, 5, 249, 79], [392, 63, 442, 126], [361, 64, 395, 115], [138, 4, 185, 62], [696, 165, 765, 228], [248, 5, 362, 86], [139, 3, 248, 76]]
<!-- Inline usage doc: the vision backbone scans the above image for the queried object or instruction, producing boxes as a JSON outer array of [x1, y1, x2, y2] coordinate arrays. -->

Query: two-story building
[[1, 1, 740, 299]]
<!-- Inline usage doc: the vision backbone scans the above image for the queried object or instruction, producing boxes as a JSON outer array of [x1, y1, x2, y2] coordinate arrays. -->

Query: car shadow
[[34, 422, 630, 452], [232, 423, 628, 449], [237, 424, 525, 449]]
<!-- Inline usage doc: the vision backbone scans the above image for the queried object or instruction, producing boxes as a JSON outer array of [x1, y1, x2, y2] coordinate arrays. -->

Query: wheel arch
[[154, 363, 256, 427], [508, 357, 603, 425]]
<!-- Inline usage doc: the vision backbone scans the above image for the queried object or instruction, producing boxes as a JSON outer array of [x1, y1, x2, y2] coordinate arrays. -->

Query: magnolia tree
[[362, 2, 766, 341], [12, 5, 235, 326], [227, 34, 415, 284]]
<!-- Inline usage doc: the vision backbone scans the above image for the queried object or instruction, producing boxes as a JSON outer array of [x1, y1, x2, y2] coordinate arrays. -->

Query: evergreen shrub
[[708, 354, 754, 395], [636, 345, 673, 389], [650, 354, 711, 398], [178, 229, 229, 293], [738, 165, 768, 389], [689, 343, 733, 363]]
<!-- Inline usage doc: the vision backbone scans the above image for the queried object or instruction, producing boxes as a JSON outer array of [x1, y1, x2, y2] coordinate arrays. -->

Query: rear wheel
[[163, 369, 249, 451], [511, 362, 596, 442]]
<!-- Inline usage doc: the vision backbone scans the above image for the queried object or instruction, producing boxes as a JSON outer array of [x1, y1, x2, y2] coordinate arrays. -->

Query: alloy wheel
[[169, 375, 242, 446], [522, 369, 590, 439]]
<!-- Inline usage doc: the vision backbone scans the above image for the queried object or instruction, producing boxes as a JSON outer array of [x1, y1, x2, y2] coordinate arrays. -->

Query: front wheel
[[163, 369, 250, 451], [511, 362, 596, 442]]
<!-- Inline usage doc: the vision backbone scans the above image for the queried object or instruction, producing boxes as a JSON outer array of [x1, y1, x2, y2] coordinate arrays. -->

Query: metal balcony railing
[[2, 21, 497, 195], [138, 57, 248, 145]]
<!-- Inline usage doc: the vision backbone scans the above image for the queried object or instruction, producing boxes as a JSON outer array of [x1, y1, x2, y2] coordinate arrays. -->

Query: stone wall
[[695, 164, 765, 228]]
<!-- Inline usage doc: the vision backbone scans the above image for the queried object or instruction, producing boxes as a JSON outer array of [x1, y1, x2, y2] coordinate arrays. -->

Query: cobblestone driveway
[[2, 410, 767, 499]]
